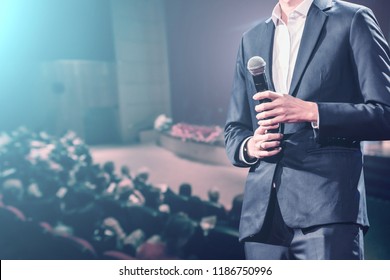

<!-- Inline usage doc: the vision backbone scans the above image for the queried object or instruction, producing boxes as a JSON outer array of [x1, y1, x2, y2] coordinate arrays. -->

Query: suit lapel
[[264, 19, 276, 92], [289, 0, 331, 96]]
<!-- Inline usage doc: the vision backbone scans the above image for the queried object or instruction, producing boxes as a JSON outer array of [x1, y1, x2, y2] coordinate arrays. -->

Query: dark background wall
[[165, 0, 390, 126], [165, 0, 274, 126]]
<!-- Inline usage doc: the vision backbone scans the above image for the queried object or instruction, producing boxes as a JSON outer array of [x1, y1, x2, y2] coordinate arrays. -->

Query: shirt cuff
[[311, 112, 320, 129], [239, 137, 258, 165]]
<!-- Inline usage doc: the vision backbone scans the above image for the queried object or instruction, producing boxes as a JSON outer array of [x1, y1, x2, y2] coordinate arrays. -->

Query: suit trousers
[[244, 188, 364, 260]]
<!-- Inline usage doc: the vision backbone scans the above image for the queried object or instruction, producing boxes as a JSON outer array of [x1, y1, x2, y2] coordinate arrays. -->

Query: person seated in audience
[[178, 183, 192, 197], [227, 193, 243, 229], [133, 167, 151, 192], [99, 217, 145, 257], [158, 203, 171, 216], [120, 165, 132, 180], [122, 229, 145, 257], [61, 193, 102, 240], [207, 187, 224, 208], [102, 161, 120, 184], [73, 166, 95, 191], [1, 179, 24, 208], [101, 217, 128, 249], [136, 213, 195, 260], [163, 183, 203, 220], [116, 178, 145, 206], [143, 186, 164, 210], [202, 187, 227, 220], [181, 183, 205, 220], [133, 168, 165, 209], [92, 172, 110, 194]]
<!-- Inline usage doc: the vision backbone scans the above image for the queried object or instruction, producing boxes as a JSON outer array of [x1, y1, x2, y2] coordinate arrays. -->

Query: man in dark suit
[[225, 0, 390, 259]]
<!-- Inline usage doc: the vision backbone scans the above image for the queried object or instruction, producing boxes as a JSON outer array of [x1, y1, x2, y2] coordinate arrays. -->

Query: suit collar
[[271, 0, 313, 26], [260, 0, 333, 94], [313, 0, 333, 10]]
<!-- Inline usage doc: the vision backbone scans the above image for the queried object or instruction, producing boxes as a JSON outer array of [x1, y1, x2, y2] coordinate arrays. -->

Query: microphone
[[247, 56, 271, 102], [247, 56, 278, 133]]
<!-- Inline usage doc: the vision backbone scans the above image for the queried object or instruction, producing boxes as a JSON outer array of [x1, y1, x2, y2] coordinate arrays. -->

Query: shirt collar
[[271, 0, 314, 25]]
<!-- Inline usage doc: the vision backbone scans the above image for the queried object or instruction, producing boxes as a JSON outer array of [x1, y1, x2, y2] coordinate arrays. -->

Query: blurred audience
[[0, 127, 243, 259]]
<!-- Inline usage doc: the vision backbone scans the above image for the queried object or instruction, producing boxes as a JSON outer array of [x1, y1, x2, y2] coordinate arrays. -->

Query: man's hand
[[246, 125, 283, 159], [253, 91, 319, 126]]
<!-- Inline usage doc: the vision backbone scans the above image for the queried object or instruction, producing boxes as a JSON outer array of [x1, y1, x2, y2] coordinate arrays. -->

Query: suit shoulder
[[331, 1, 371, 17], [241, 19, 271, 43], [324, 0, 374, 29]]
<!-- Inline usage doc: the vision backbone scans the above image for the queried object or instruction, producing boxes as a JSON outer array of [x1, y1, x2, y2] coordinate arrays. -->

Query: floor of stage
[[90, 143, 390, 260]]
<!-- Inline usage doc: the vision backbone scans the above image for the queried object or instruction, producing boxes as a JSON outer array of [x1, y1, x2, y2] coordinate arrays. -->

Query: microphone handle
[[253, 73, 269, 93], [253, 74, 279, 134]]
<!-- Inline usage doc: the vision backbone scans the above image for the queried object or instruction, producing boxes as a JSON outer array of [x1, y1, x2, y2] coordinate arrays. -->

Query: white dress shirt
[[272, 0, 313, 94], [239, 0, 314, 164]]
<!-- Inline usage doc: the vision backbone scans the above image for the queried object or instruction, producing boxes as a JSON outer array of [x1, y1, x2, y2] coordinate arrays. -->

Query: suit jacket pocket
[[306, 146, 361, 155]]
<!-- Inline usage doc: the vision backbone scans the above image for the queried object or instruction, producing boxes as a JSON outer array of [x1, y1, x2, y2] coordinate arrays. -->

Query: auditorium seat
[[200, 201, 227, 221], [49, 233, 97, 260], [0, 205, 26, 222], [96, 197, 128, 225], [205, 226, 245, 259], [14, 221, 56, 259], [102, 250, 135, 260], [125, 205, 166, 237], [165, 193, 204, 220], [0, 205, 27, 259]]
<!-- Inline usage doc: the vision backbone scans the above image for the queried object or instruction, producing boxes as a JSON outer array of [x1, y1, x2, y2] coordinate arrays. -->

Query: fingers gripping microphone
[[247, 56, 278, 133]]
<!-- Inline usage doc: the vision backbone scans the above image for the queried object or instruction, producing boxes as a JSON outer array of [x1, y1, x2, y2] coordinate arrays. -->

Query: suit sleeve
[[317, 8, 390, 141], [224, 38, 254, 167]]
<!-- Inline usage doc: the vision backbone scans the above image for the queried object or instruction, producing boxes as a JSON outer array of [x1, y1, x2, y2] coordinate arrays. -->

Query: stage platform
[[158, 132, 231, 166]]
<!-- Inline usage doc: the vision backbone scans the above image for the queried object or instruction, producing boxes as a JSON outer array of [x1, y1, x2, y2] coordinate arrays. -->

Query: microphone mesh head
[[247, 56, 266, 76]]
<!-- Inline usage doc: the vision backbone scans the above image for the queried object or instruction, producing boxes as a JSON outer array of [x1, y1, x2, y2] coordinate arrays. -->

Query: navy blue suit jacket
[[224, 0, 390, 241]]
